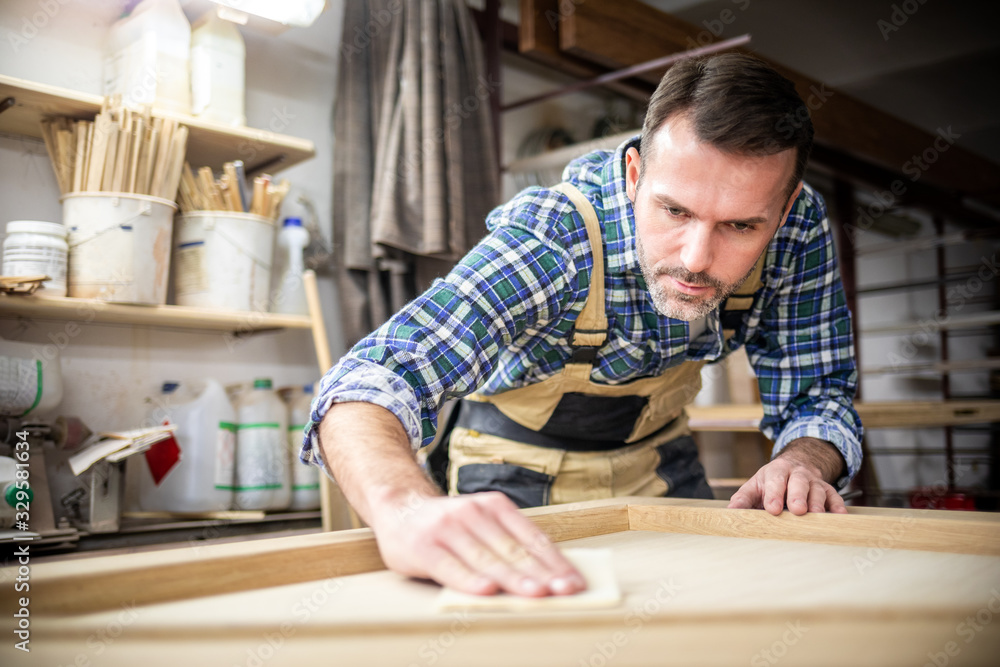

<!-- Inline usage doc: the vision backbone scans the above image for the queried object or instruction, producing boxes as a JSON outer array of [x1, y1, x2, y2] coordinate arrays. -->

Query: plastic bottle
[[190, 10, 247, 126], [272, 217, 310, 316], [132, 379, 236, 512], [0, 337, 63, 418], [2, 221, 69, 297], [0, 456, 33, 530], [287, 384, 320, 511], [234, 378, 291, 511], [103, 0, 192, 115]]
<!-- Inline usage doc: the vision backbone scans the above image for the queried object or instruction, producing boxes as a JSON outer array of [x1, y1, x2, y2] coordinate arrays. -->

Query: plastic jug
[[0, 337, 63, 418], [272, 217, 310, 315], [234, 378, 291, 511], [191, 9, 246, 126], [104, 0, 192, 114], [287, 384, 320, 511], [133, 378, 236, 512]]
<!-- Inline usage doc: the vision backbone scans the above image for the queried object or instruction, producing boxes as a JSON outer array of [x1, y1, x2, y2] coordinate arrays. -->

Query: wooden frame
[[21, 497, 1000, 665]]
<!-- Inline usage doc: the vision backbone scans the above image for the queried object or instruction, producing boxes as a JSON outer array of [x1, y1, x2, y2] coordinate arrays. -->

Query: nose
[[679, 222, 713, 276]]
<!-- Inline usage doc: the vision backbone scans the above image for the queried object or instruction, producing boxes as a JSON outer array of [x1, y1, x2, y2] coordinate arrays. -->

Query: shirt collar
[[598, 134, 641, 276]]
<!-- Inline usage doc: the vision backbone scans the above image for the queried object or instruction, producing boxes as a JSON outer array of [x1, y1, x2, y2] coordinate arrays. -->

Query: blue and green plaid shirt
[[303, 136, 862, 488]]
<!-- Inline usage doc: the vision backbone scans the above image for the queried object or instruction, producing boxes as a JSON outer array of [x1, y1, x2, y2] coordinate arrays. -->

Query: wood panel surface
[[24, 512, 1000, 667]]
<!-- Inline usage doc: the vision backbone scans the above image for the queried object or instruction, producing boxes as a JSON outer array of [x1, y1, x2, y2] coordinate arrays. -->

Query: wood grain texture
[[27, 516, 1000, 667], [627, 501, 1000, 556]]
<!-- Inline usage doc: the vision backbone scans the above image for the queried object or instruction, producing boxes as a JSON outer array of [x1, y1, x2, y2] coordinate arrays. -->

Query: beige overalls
[[444, 183, 765, 507]]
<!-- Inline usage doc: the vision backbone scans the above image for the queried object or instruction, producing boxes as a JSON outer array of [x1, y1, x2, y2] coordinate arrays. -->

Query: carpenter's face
[[625, 114, 802, 321]]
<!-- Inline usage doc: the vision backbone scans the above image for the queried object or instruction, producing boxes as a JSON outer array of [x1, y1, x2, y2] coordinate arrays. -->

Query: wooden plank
[[0, 293, 312, 332], [864, 358, 1000, 376], [517, 0, 653, 103], [556, 0, 1000, 204], [626, 502, 1000, 556], [25, 501, 1000, 667], [688, 400, 1000, 431], [863, 311, 1000, 335], [0, 74, 315, 175]]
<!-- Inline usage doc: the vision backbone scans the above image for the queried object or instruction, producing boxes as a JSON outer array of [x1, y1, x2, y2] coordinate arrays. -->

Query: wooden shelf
[[0, 74, 315, 174], [0, 293, 311, 333], [862, 311, 1000, 335], [687, 400, 1000, 432], [862, 358, 1000, 376]]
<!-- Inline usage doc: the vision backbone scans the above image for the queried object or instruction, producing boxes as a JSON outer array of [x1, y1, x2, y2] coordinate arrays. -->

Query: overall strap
[[551, 182, 607, 378]]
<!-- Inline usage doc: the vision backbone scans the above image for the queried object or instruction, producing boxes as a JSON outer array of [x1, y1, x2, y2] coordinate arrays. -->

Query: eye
[[666, 207, 685, 217], [731, 222, 756, 233]]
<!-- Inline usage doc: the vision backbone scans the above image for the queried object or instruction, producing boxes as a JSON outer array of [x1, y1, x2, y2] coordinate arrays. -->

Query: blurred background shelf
[[688, 400, 1000, 432], [0, 293, 312, 333], [0, 74, 315, 174]]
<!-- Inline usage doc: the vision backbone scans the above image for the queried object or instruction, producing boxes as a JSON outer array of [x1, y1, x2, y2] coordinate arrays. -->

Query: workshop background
[[1, 0, 998, 554]]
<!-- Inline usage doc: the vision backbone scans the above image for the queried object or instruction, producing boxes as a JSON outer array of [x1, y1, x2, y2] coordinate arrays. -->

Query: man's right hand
[[318, 401, 585, 597], [370, 490, 587, 597]]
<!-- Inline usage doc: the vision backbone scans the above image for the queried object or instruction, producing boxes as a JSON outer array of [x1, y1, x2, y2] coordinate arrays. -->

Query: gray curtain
[[332, 0, 499, 346]]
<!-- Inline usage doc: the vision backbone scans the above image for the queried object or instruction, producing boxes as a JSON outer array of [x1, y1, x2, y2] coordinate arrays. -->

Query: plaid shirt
[[303, 136, 863, 488]]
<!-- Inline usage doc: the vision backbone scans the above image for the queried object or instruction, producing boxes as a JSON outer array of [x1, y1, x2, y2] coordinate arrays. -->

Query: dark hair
[[639, 52, 814, 205]]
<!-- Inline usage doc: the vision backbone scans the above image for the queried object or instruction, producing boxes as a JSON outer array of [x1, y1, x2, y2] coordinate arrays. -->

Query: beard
[[636, 234, 759, 322]]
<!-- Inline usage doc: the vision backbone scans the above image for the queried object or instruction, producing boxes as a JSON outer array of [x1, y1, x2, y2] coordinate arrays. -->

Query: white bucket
[[173, 212, 275, 312], [63, 193, 176, 305]]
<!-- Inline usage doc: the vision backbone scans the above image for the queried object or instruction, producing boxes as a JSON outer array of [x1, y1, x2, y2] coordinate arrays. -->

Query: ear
[[778, 181, 804, 229], [625, 147, 641, 203]]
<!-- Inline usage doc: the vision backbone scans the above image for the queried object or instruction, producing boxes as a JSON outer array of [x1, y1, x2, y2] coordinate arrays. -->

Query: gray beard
[[636, 234, 758, 322]]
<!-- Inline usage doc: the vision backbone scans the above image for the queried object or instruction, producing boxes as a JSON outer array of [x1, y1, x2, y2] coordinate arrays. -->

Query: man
[[303, 53, 863, 598]]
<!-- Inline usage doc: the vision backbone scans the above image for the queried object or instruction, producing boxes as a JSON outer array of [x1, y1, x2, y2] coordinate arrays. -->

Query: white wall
[[0, 0, 345, 434]]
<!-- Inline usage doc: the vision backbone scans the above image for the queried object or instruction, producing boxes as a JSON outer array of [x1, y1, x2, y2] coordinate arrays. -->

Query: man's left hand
[[727, 437, 847, 515]]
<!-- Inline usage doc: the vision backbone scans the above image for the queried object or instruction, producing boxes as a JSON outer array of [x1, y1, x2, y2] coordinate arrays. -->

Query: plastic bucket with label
[[173, 212, 275, 312], [63, 193, 176, 305]]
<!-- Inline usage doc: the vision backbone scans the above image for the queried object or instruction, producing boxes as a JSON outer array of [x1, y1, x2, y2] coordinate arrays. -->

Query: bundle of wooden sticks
[[178, 161, 290, 221], [40, 104, 188, 201]]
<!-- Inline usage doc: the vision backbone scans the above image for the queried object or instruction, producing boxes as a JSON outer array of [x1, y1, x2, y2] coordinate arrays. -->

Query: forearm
[[318, 401, 442, 528], [776, 437, 846, 485]]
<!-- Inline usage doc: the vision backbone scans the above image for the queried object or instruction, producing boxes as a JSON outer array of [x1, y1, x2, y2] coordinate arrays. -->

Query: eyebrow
[[652, 193, 770, 226]]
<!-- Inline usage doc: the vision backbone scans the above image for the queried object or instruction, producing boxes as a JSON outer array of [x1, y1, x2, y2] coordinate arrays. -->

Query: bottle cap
[[282, 217, 303, 228], [253, 378, 273, 389], [4, 483, 32, 508]]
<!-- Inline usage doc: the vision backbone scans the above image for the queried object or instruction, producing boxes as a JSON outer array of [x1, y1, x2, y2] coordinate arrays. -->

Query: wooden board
[[0, 74, 315, 175], [15, 498, 1000, 666], [687, 400, 1000, 431]]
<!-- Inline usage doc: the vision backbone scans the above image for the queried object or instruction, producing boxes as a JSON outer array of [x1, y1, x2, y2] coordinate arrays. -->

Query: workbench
[[11, 498, 1000, 666]]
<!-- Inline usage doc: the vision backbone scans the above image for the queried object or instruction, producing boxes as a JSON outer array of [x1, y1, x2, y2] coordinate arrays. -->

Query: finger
[[457, 500, 566, 593], [482, 494, 587, 594], [728, 478, 761, 510], [806, 480, 828, 514], [422, 542, 500, 596], [762, 464, 790, 516], [440, 521, 550, 597], [826, 485, 848, 514], [784, 471, 811, 516]]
